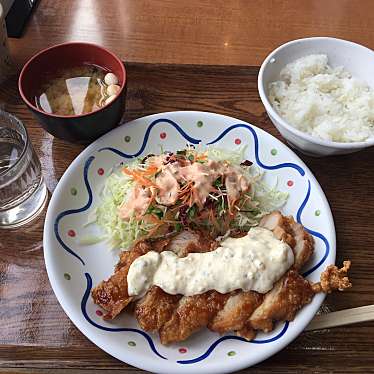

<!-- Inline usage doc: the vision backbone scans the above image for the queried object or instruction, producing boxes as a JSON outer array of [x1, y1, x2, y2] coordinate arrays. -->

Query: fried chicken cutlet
[[92, 211, 351, 344]]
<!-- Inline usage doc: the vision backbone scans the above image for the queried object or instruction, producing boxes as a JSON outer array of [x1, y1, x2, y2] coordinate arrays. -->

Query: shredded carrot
[[189, 190, 194, 207], [195, 154, 208, 162], [179, 181, 193, 191], [142, 165, 159, 176], [178, 182, 194, 206], [122, 168, 158, 188], [180, 196, 189, 206]]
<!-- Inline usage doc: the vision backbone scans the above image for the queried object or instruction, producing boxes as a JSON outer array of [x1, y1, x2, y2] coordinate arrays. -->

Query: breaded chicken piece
[[234, 212, 315, 335], [91, 238, 170, 319], [92, 229, 216, 320], [134, 230, 218, 331], [159, 291, 231, 345], [259, 211, 314, 270], [259, 210, 296, 248], [92, 212, 351, 345], [248, 270, 315, 332], [208, 291, 263, 335], [312, 261, 352, 293], [208, 211, 314, 338], [135, 286, 182, 331]]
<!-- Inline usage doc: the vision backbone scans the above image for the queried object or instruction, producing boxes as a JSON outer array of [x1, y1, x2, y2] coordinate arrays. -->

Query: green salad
[[93, 147, 288, 250]]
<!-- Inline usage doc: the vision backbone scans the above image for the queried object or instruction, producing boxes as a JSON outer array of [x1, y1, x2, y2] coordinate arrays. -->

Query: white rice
[[269, 54, 374, 142]]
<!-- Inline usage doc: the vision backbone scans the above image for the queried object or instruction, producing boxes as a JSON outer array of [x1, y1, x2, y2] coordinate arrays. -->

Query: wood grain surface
[[1, 62, 374, 373], [8, 0, 374, 67]]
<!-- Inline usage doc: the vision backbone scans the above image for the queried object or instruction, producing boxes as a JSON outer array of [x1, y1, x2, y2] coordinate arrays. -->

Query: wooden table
[[1, 1, 374, 373]]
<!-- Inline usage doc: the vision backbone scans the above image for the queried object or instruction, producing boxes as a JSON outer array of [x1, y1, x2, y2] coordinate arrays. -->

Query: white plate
[[44, 111, 336, 374]]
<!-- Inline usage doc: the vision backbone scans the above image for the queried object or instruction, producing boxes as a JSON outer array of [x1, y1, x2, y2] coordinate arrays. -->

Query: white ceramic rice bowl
[[258, 37, 374, 156]]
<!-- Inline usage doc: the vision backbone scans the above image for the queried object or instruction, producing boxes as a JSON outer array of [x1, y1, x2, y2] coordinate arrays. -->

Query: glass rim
[[0, 109, 30, 178]]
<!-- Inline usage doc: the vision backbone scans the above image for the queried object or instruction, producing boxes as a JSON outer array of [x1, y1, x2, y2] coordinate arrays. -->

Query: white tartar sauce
[[127, 227, 294, 297]]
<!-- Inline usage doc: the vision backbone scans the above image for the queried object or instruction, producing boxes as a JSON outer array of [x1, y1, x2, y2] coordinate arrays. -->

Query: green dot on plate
[[124, 136, 131, 143], [64, 273, 71, 280], [227, 351, 236, 357], [197, 120, 203, 128], [70, 187, 77, 196], [128, 341, 136, 347], [271, 148, 277, 156], [315, 209, 321, 216]]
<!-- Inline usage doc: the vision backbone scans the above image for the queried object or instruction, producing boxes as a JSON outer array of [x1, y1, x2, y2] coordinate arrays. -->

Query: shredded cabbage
[[95, 160, 150, 249], [205, 146, 247, 165], [94, 148, 288, 250]]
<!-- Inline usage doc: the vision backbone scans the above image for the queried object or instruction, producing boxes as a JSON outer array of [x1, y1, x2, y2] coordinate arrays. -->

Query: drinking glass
[[0, 110, 47, 228]]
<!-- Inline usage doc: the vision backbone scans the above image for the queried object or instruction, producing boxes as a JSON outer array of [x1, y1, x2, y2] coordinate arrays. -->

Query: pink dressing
[[155, 164, 180, 205], [119, 185, 153, 220], [119, 155, 251, 220]]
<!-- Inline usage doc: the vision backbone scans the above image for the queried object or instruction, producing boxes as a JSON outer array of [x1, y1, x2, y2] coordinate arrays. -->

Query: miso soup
[[35, 65, 109, 116]]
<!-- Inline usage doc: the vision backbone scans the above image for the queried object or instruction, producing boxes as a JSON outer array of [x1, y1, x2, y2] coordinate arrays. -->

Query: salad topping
[[95, 147, 288, 249]]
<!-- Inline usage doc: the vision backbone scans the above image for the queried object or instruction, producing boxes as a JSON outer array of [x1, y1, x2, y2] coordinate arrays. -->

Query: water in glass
[[0, 111, 47, 228]]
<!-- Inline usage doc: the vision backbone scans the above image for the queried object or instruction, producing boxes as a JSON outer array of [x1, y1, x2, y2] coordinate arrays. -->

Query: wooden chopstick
[[305, 305, 374, 331]]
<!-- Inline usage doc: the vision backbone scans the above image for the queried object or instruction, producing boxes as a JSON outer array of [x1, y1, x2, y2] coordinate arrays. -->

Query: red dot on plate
[[235, 138, 241, 145], [96, 310, 103, 316], [287, 180, 294, 187], [68, 229, 76, 237], [160, 132, 167, 139], [98, 168, 104, 175], [179, 348, 187, 354]]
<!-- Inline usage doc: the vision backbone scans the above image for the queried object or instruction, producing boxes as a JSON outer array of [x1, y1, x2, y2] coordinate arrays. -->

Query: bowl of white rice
[[258, 37, 374, 156]]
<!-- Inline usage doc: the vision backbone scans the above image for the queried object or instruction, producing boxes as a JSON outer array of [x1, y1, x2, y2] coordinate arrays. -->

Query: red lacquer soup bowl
[[18, 42, 127, 144]]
